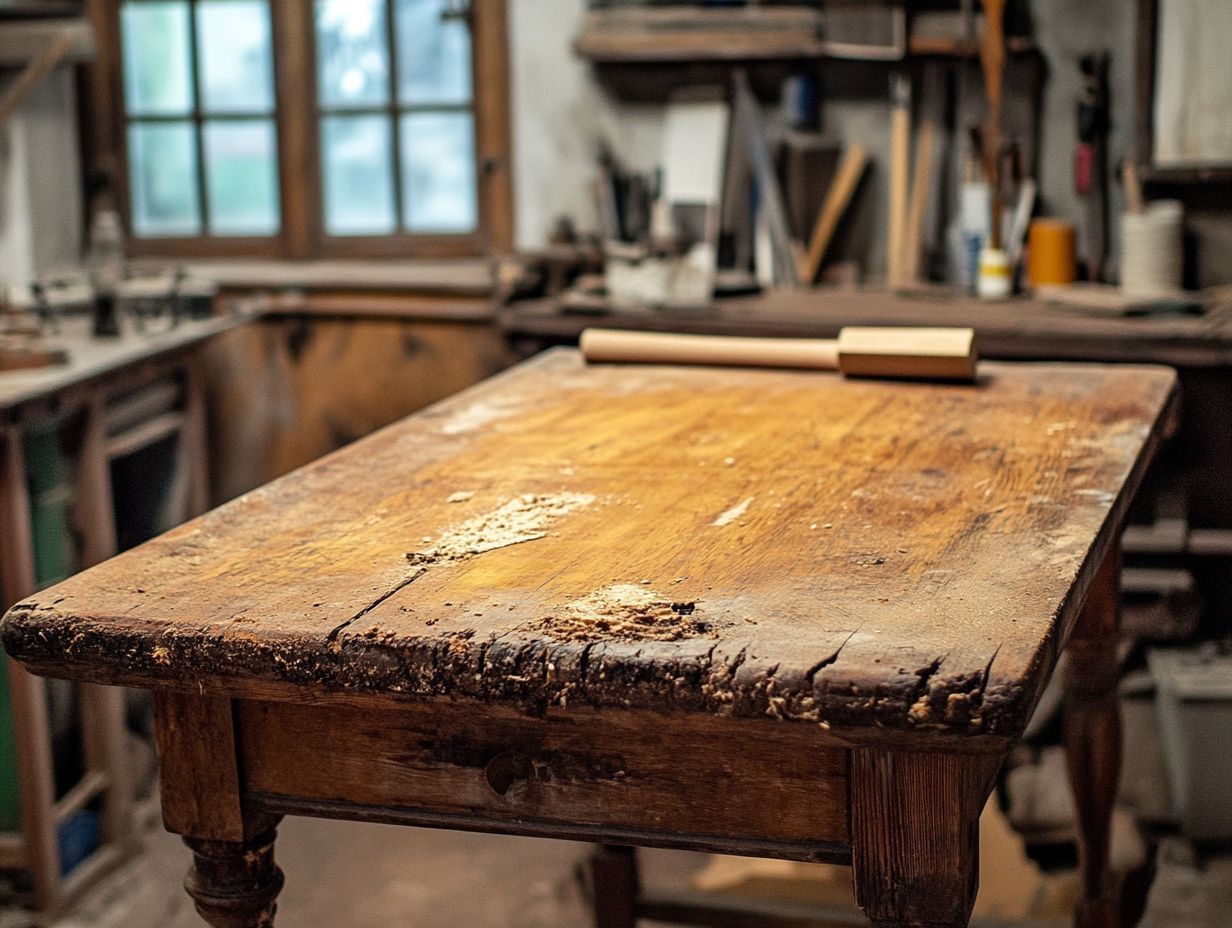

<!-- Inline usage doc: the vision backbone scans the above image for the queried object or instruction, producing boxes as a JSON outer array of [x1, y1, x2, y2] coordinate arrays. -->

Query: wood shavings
[[712, 496, 753, 527], [445, 491, 475, 503], [407, 492, 596, 566], [438, 397, 522, 435], [528, 583, 708, 642]]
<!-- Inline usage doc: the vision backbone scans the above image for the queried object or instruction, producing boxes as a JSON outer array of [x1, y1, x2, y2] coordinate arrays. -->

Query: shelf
[[575, 7, 827, 63], [574, 7, 1036, 65]]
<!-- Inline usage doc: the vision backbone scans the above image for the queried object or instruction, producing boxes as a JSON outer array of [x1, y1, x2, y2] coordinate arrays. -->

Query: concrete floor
[[9, 812, 705, 928]]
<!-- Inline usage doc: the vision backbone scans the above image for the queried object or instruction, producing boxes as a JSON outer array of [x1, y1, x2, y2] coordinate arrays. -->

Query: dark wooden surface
[[237, 699, 850, 858], [3, 350, 1176, 749], [500, 288, 1232, 368]]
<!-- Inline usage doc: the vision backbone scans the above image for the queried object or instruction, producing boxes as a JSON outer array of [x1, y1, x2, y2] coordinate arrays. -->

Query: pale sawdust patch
[[527, 583, 709, 642], [407, 492, 596, 566]]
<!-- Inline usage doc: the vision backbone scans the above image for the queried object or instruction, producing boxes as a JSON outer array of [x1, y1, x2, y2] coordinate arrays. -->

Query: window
[[99, 0, 511, 257]]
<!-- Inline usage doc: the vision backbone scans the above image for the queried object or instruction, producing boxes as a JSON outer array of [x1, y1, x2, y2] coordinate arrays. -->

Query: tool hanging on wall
[[976, 0, 1009, 298], [801, 144, 868, 284], [886, 74, 912, 289], [732, 69, 800, 287], [1076, 52, 1110, 283]]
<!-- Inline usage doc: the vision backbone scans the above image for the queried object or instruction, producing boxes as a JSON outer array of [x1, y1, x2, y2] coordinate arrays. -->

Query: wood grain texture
[[153, 693, 245, 842], [236, 699, 849, 857], [3, 351, 1174, 747], [200, 316, 514, 503], [850, 749, 1001, 927], [1065, 549, 1122, 928]]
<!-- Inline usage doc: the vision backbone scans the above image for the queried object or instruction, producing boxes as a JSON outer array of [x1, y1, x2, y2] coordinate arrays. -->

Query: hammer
[[580, 327, 977, 382]]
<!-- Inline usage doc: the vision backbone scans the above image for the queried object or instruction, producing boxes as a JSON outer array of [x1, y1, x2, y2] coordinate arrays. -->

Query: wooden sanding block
[[580, 327, 977, 381]]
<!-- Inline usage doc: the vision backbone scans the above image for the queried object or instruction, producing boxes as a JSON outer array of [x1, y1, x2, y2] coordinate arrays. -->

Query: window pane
[[204, 120, 279, 235], [121, 2, 193, 115], [128, 122, 201, 236], [395, 0, 471, 105], [400, 111, 476, 233], [196, 0, 275, 113], [316, 0, 389, 108], [322, 115, 395, 235]]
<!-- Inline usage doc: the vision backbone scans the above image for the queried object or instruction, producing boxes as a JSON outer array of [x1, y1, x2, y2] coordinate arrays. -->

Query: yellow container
[[1026, 219, 1077, 287]]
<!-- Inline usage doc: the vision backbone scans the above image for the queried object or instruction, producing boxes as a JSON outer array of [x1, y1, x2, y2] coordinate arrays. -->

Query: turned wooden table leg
[[851, 748, 1002, 928], [185, 825, 284, 928], [154, 691, 284, 927], [590, 844, 638, 928], [1064, 549, 1122, 928]]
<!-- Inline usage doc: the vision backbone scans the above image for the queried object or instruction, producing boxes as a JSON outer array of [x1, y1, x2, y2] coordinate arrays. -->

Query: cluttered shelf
[[500, 285, 1232, 368]]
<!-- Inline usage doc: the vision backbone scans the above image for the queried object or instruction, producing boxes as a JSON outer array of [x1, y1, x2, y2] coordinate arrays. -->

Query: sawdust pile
[[529, 583, 708, 642], [407, 492, 596, 565]]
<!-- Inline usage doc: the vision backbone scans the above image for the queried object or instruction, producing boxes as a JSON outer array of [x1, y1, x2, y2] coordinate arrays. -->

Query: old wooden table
[[1, 350, 1176, 928]]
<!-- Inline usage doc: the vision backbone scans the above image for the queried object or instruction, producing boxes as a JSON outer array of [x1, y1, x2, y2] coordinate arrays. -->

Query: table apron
[[233, 698, 852, 862]]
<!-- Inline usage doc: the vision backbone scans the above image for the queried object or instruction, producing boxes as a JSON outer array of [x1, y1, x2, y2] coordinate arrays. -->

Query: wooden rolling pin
[[580, 327, 977, 381]]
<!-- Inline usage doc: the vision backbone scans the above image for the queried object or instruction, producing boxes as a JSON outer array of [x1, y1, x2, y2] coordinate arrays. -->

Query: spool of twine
[[1121, 200, 1183, 297], [1026, 219, 1077, 287]]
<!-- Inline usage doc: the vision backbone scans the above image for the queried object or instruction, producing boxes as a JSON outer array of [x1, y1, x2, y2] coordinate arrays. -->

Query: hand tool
[[580, 326, 977, 381]]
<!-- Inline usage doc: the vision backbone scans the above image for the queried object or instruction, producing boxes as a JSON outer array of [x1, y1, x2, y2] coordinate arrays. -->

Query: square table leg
[[1064, 547, 1122, 928], [850, 748, 1003, 928], [590, 844, 638, 928]]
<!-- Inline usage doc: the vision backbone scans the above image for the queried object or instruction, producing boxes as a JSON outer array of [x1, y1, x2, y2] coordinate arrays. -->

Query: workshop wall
[[507, 0, 1232, 286]]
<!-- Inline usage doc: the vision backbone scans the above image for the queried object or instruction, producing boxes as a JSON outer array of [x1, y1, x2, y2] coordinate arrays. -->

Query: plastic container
[[1148, 647, 1232, 842]]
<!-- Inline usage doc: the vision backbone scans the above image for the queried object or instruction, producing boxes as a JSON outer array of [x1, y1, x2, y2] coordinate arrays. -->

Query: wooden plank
[[733, 70, 799, 286], [181, 356, 210, 518], [574, 7, 826, 63], [52, 769, 109, 825], [901, 121, 937, 284], [802, 146, 868, 284], [473, 0, 515, 254], [3, 352, 1176, 751], [0, 29, 78, 130], [886, 76, 911, 288], [104, 410, 186, 460], [78, 684, 132, 847], [75, 398, 118, 568], [153, 692, 245, 842], [238, 699, 850, 856], [0, 426, 60, 911]]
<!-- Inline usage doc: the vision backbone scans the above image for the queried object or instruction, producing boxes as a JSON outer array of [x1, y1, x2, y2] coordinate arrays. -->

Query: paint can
[[1121, 200, 1183, 297], [1026, 219, 1077, 287]]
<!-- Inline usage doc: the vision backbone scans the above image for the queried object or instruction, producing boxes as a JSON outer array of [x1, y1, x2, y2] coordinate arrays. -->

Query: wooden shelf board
[[574, 8, 1035, 64]]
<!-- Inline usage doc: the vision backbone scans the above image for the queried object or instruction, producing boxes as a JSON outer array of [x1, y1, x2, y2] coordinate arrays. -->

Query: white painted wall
[[507, 0, 664, 249], [0, 69, 83, 285]]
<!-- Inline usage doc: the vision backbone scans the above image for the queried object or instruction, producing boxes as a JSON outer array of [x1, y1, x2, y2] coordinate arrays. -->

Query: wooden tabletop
[[1, 350, 1176, 747]]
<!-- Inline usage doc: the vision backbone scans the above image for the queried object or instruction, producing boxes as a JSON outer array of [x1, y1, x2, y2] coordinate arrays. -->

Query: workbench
[[0, 313, 244, 912], [503, 288, 1232, 633], [1, 349, 1176, 927]]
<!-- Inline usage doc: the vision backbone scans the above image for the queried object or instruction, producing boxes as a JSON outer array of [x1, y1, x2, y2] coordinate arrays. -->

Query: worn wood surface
[[183, 824, 284, 928], [153, 693, 245, 842], [237, 699, 849, 858], [1064, 550, 1123, 928], [3, 350, 1174, 747], [850, 749, 1001, 927]]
